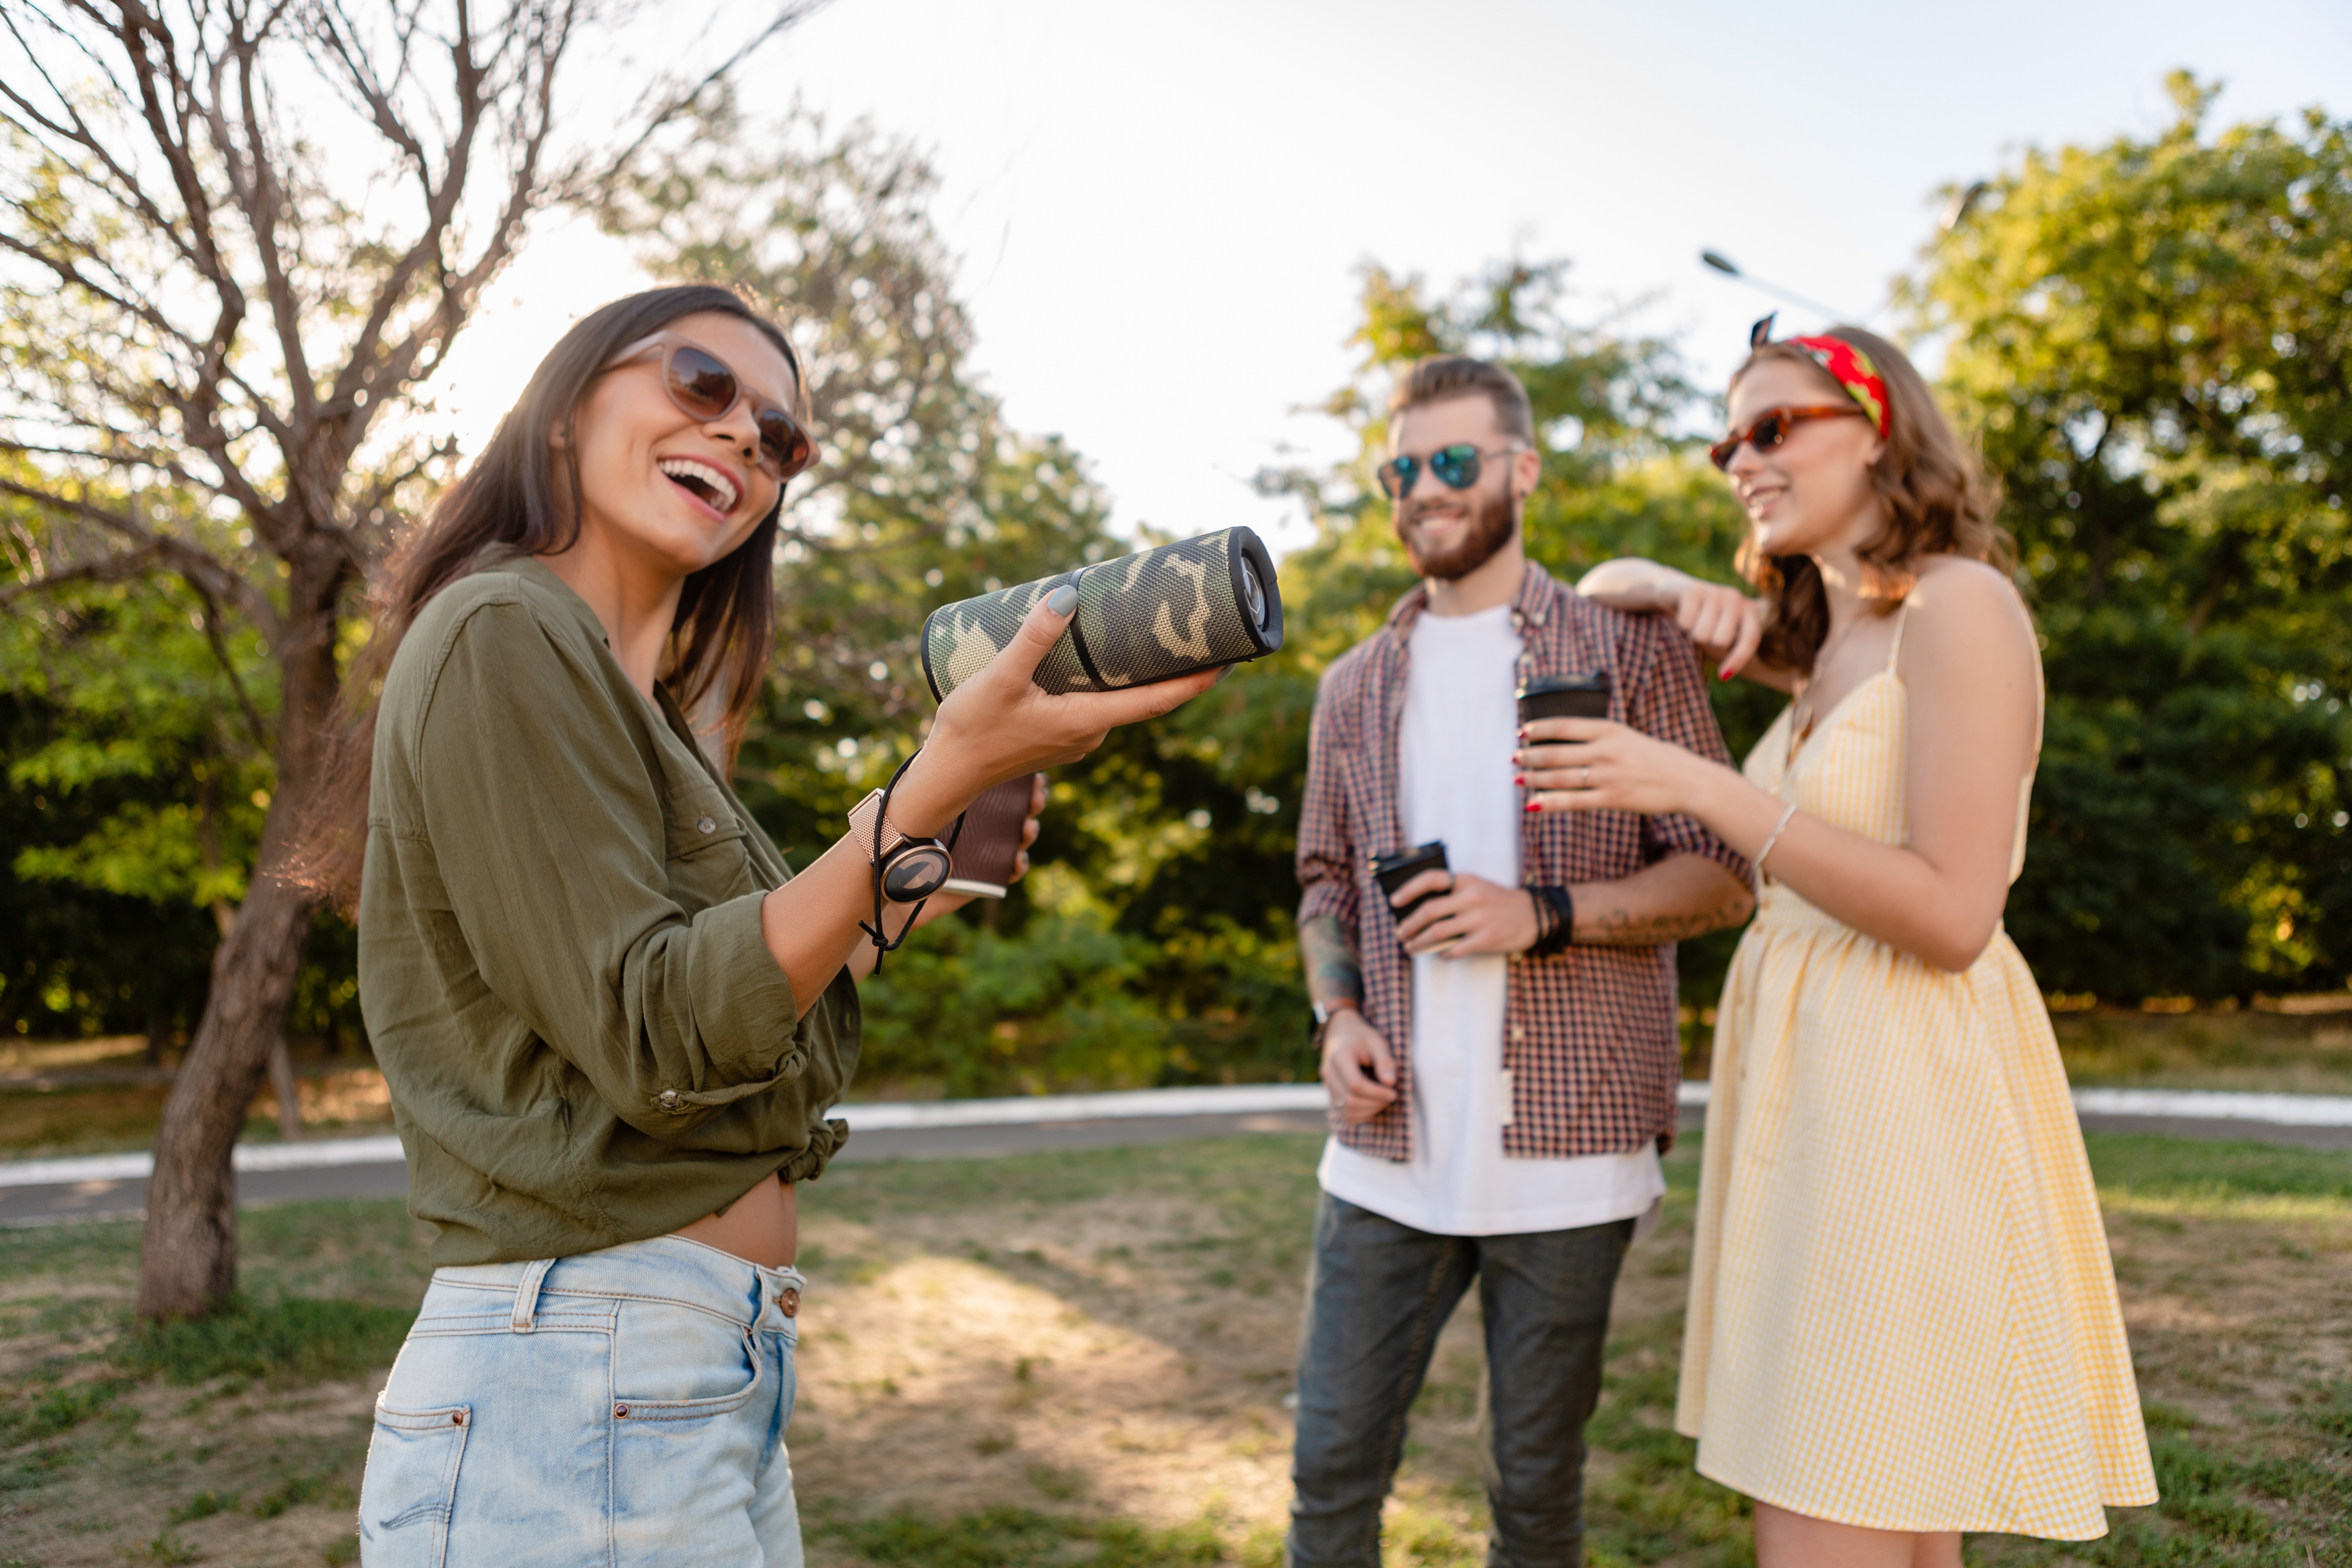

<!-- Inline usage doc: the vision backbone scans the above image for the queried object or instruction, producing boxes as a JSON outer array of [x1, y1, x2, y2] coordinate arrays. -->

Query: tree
[[0, 0, 826, 1319], [1912, 73, 2352, 998]]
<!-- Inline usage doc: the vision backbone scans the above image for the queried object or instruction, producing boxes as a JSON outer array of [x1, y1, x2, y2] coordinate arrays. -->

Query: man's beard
[[1395, 483, 1518, 581]]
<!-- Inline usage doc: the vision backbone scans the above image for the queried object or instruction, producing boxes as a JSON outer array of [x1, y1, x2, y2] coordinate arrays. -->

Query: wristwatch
[[1311, 997, 1360, 1046], [846, 788, 953, 903]]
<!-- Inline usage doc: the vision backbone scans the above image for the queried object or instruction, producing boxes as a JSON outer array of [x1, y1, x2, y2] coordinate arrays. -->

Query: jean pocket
[[611, 1298, 762, 1421], [359, 1401, 470, 1566]]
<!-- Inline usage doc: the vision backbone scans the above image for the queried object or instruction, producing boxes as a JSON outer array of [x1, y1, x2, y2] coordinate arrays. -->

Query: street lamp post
[[1698, 250, 1852, 323]]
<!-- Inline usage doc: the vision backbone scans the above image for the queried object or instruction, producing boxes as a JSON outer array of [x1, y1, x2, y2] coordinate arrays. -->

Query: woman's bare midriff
[[673, 1174, 797, 1269]]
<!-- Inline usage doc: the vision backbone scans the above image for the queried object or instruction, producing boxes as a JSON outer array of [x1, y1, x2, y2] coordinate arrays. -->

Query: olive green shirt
[[358, 555, 855, 1266]]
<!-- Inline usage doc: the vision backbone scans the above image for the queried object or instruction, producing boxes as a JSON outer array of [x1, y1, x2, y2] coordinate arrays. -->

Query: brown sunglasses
[[604, 332, 815, 483], [1708, 404, 1866, 470]]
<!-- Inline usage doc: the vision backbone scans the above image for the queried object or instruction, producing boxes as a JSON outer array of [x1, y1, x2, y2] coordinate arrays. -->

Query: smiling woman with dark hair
[[325, 284, 1216, 1566]]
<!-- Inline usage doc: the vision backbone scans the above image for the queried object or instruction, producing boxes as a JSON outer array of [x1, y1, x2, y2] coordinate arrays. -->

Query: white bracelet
[[1751, 802, 1800, 883]]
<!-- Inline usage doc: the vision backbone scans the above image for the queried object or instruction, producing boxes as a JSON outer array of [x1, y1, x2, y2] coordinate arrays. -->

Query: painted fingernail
[[1045, 584, 1077, 616], [1525, 800, 1541, 813], [1513, 775, 1524, 786], [1718, 668, 1732, 682]]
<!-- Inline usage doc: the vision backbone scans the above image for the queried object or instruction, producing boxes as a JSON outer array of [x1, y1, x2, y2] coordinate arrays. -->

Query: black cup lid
[[1516, 672, 1610, 700]]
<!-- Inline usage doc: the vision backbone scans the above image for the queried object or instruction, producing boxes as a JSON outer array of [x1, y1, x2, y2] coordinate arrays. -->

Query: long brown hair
[[1732, 326, 2011, 673], [296, 285, 808, 911]]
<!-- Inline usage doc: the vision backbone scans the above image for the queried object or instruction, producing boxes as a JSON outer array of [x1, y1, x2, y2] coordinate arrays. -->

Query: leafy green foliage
[[0, 520, 361, 1045], [1912, 73, 2352, 997], [0, 541, 248, 1041], [15, 79, 2350, 1098]]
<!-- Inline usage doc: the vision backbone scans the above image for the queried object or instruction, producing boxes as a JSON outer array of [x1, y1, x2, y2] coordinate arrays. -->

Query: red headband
[[1789, 334, 1890, 437]]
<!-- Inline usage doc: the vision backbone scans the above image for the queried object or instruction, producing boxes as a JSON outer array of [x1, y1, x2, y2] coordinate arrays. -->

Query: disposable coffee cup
[[1516, 673, 1610, 725], [1370, 841, 1450, 927]]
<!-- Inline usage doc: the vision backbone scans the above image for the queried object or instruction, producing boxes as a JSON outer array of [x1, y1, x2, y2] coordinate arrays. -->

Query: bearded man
[[1287, 356, 1754, 1567]]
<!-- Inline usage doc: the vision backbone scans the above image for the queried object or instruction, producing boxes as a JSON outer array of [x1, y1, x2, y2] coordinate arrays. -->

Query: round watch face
[[882, 843, 953, 902]]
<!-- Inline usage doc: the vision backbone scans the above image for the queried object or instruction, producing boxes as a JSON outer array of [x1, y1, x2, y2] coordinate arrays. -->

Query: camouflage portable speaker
[[919, 526, 1283, 701]]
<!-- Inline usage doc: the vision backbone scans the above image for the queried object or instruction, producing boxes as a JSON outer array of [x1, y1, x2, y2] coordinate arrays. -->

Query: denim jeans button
[[778, 1288, 799, 1319]]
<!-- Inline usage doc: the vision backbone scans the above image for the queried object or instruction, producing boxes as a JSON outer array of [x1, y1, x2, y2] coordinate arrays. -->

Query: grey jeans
[[1286, 1193, 1633, 1568]]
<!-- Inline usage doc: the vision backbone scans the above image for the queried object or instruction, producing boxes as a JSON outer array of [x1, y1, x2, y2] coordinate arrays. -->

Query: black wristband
[[1526, 884, 1577, 958]]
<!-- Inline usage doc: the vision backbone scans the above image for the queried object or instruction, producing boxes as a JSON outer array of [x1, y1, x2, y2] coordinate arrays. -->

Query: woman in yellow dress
[[1538, 325, 2156, 1565]]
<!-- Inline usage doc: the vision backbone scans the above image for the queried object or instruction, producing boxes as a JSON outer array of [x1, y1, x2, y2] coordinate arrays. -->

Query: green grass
[[112, 1295, 417, 1387], [810, 1504, 1227, 1567], [0, 1374, 137, 1447], [2051, 1009, 2352, 1096], [1971, 1399, 2352, 1565], [0, 1196, 431, 1562], [4, 1134, 2349, 1566], [2082, 1131, 2352, 1201]]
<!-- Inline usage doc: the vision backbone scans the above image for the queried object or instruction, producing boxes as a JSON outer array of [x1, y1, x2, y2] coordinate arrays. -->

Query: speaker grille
[[922, 572, 1095, 698], [922, 528, 1283, 699], [1072, 529, 1256, 689]]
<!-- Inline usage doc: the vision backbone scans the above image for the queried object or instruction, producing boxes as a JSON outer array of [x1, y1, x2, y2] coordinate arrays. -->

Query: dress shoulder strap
[[1885, 598, 1915, 672]]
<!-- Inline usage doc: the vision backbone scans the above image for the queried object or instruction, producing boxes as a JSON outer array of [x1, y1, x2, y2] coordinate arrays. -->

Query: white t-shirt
[[1317, 601, 1665, 1236]]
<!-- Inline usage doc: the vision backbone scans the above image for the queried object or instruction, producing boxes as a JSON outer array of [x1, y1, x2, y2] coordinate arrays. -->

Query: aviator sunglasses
[[1707, 404, 1866, 471], [603, 332, 816, 484], [1376, 442, 1525, 500]]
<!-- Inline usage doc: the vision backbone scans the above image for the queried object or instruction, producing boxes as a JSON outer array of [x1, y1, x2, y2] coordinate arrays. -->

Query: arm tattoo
[[1298, 913, 1364, 1008], [1575, 890, 1756, 946]]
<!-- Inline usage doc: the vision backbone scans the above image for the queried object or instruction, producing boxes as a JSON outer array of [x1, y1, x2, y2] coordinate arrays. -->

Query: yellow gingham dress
[[1675, 606, 2158, 1537]]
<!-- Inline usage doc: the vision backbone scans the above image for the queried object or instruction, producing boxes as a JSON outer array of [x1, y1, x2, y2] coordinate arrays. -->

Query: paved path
[[3, 1083, 2346, 1228]]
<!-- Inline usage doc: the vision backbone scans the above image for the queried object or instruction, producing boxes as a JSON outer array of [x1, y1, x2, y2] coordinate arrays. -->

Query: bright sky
[[430, 0, 2352, 556]]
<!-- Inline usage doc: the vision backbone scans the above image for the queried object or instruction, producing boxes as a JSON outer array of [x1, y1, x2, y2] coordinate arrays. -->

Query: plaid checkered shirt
[[1296, 561, 1748, 1161]]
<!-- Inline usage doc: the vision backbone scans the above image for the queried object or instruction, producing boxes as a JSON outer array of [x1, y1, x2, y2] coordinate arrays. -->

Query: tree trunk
[[137, 560, 344, 1321], [136, 859, 318, 1318]]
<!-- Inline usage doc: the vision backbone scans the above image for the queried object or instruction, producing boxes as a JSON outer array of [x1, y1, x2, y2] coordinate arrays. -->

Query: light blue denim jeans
[[359, 1234, 806, 1567]]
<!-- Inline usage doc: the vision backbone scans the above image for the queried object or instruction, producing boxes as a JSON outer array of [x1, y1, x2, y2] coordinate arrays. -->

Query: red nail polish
[[1525, 800, 1541, 813], [1513, 774, 1524, 786], [1719, 668, 1732, 682]]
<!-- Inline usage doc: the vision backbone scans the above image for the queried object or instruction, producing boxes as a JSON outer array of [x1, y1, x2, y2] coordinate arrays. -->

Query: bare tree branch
[[187, 572, 271, 752], [0, 474, 280, 637], [570, 0, 831, 199]]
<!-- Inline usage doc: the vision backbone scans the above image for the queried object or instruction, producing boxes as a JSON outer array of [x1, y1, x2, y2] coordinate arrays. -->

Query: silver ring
[[1578, 765, 1591, 788]]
